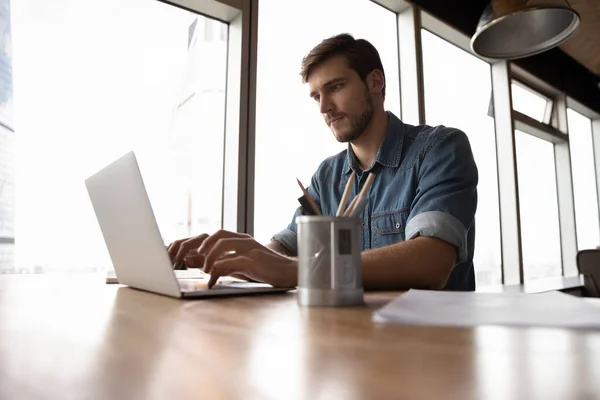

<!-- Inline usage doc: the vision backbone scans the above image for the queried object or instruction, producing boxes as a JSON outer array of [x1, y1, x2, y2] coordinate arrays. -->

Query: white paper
[[373, 289, 600, 329]]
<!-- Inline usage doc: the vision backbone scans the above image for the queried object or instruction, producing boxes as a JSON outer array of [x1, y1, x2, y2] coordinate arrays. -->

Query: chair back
[[576, 249, 600, 298]]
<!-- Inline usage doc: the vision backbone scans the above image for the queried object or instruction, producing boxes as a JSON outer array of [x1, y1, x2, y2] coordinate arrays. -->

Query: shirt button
[[395, 222, 400, 229]]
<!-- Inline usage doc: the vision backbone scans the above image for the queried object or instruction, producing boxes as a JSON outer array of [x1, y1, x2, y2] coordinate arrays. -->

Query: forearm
[[361, 236, 456, 291]]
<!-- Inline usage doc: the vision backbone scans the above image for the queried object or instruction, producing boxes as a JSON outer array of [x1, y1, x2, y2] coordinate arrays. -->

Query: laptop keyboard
[[179, 280, 273, 292], [179, 280, 242, 291]]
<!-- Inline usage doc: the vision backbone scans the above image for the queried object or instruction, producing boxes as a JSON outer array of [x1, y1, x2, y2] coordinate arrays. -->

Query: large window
[[0, 0, 14, 274], [511, 82, 550, 123], [11, 0, 229, 273], [254, 0, 401, 243], [0, 0, 12, 127], [568, 108, 600, 250], [515, 130, 562, 281], [421, 29, 502, 286], [0, 125, 14, 273]]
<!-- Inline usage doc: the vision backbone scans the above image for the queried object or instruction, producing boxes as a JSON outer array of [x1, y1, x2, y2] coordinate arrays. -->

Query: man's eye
[[313, 95, 320, 102], [331, 84, 342, 92]]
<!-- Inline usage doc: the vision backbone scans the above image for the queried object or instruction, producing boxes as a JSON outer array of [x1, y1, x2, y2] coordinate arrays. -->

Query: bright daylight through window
[[515, 130, 562, 281], [0, 0, 15, 274], [568, 108, 600, 251], [511, 82, 549, 123], [254, 0, 400, 243], [421, 29, 502, 286], [8, 0, 228, 274]]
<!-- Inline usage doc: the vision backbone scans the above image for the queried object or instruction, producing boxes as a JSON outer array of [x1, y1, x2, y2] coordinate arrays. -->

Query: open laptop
[[84, 151, 294, 298]]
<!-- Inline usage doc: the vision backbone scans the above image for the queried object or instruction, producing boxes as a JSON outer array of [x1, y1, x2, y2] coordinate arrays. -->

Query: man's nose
[[319, 95, 332, 114]]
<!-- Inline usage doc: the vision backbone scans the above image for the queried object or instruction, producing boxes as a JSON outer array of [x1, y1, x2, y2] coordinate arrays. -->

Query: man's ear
[[366, 69, 385, 96]]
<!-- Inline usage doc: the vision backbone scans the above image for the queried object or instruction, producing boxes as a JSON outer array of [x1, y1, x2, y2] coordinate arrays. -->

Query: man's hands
[[166, 230, 297, 289]]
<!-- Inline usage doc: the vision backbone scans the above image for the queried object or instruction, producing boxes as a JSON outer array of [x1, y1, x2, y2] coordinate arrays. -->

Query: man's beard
[[334, 89, 374, 143]]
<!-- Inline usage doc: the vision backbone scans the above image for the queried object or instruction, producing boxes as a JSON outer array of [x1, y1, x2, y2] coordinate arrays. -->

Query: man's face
[[308, 56, 374, 143]]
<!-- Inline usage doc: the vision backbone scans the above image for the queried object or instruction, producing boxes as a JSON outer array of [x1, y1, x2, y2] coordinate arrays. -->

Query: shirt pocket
[[372, 208, 409, 248]]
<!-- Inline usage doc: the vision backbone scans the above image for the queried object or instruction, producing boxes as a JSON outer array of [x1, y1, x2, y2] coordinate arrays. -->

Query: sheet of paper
[[373, 289, 600, 329]]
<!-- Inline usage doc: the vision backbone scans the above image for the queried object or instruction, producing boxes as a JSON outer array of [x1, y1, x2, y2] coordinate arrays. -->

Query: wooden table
[[477, 275, 586, 295], [1, 275, 600, 400]]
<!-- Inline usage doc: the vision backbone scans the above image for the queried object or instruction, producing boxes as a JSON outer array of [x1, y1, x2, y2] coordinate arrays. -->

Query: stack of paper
[[373, 289, 600, 329]]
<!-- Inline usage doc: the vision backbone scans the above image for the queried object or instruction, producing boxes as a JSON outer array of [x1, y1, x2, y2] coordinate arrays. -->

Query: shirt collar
[[343, 111, 405, 175]]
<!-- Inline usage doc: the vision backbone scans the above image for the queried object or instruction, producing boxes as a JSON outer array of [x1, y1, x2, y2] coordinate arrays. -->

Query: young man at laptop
[[168, 33, 478, 292]]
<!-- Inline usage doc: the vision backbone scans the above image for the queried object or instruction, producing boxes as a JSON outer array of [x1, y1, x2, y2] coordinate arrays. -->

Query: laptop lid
[[85, 151, 182, 298]]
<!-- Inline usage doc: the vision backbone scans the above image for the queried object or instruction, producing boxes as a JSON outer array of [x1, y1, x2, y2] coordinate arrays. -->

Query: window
[[0, 0, 12, 127], [11, 0, 228, 273], [421, 29, 502, 286], [0, 0, 14, 274], [203, 18, 227, 42], [0, 126, 14, 240], [0, 126, 14, 274], [568, 108, 600, 250], [254, 0, 401, 243], [515, 130, 562, 281], [511, 82, 550, 123]]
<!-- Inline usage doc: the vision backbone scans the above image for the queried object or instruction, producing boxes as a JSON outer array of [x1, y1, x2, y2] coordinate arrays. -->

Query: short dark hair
[[300, 33, 386, 98]]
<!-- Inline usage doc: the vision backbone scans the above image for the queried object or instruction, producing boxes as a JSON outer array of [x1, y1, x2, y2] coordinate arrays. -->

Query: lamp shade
[[471, 0, 580, 60]]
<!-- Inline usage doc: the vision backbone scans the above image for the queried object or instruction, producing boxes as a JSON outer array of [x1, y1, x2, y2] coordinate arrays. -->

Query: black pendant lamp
[[471, 0, 580, 60]]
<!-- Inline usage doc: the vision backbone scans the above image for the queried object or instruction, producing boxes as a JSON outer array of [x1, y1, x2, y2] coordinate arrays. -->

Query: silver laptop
[[84, 151, 294, 298]]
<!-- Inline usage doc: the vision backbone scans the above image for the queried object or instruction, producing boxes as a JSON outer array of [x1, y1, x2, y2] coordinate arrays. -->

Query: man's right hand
[[167, 234, 210, 270]]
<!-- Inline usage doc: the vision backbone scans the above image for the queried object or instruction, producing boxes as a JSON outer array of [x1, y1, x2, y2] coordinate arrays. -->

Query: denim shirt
[[273, 111, 478, 291]]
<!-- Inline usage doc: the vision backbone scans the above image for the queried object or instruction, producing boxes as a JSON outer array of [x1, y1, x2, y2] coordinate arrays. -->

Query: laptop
[[84, 151, 294, 298]]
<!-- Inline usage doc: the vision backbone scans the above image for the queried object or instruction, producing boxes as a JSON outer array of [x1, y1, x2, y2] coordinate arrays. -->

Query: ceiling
[[559, 0, 600, 76], [410, 0, 600, 113]]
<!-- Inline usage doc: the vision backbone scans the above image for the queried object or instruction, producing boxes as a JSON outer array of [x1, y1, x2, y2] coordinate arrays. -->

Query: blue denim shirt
[[273, 111, 478, 291]]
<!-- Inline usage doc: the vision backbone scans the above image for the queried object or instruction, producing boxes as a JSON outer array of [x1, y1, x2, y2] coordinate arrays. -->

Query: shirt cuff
[[405, 211, 468, 263], [271, 228, 298, 256]]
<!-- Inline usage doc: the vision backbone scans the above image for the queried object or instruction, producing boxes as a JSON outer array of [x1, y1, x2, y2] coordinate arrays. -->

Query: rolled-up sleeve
[[271, 174, 322, 256], [272, 225, 299, 255], [405, 128, 478, 263]]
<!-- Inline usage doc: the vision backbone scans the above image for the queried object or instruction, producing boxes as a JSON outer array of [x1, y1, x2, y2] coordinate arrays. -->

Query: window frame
[[162, 0, 600, 285], [9, 0, 600, 281], [162, 0, 255, 234], [419, 7, 587, 283], [508, 67, 578, 279], [0, 0, 15, 255], [420, 10, 517, 284], [567, 97, 600, 250], [510, 78, 555, 126], [418, 25, 503, 286]]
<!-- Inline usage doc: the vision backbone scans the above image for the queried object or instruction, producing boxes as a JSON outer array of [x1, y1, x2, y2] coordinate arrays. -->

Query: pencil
[[349, 196, 369, 217], [336, 171, 356, 216], [296, 178, 322, 216], [343, 195, 360, 217], [344, 172, 375, 216]]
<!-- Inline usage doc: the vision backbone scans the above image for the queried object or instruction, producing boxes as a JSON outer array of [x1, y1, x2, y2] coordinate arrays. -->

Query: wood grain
[[561, 0, 600, 75], [1, 274, 600, 400]]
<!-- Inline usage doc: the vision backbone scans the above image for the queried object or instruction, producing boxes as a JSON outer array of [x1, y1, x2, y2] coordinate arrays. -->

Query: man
[[168, 33, 478, 291]]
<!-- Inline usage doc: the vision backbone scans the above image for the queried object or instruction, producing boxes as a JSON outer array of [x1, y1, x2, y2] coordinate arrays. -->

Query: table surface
[[1, 274, 600, 400], [477, 275, 585, 294]]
